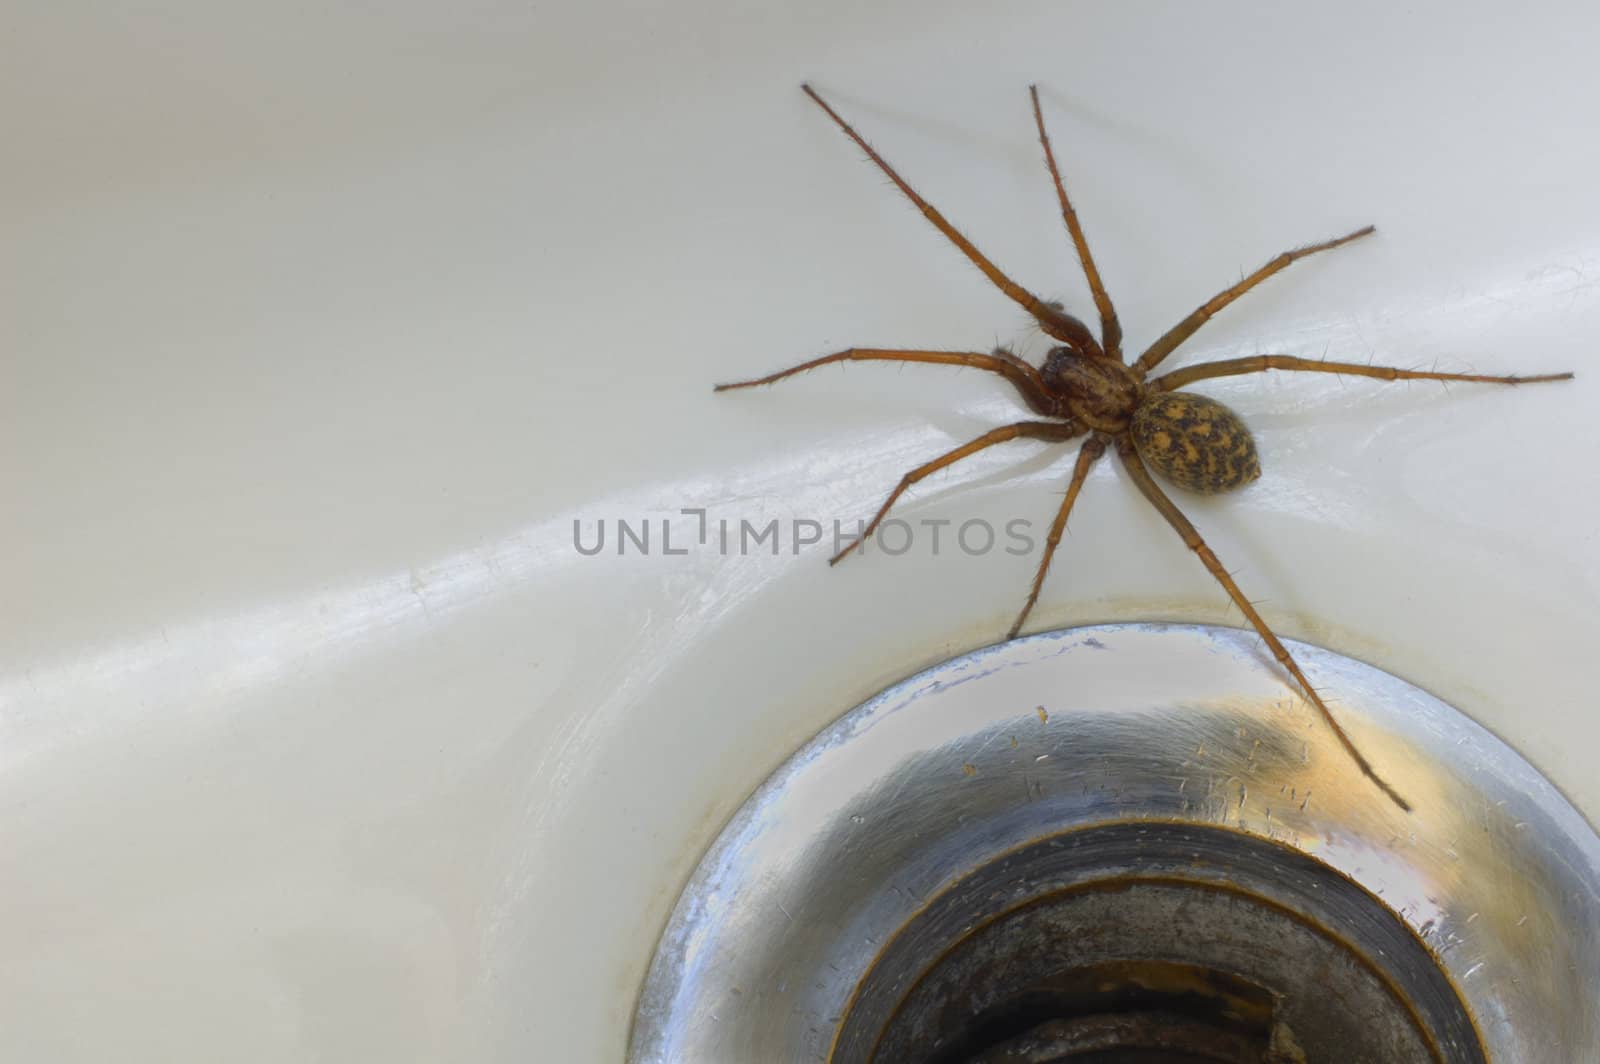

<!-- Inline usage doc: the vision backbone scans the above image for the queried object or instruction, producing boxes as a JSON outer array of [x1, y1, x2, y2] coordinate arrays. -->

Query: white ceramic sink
[[4, 3, 1597, 1060]]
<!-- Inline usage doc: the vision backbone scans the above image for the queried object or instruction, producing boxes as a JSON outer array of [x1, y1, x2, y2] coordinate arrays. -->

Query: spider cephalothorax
[[715, 84, 1574, 813], [1041, 344, 1261, 493], [1039, 344, 1142, 430]]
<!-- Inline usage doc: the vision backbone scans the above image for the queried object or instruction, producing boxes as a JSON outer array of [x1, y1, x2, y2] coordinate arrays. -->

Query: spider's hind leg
[[1008, 435, 1106, 638], [836, 419, 1084, 564], [1149, 354, 1574, 392], [1115, 436, 1412, 813]]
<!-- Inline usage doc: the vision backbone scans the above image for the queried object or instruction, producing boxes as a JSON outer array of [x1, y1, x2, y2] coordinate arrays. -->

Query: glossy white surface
[[3, 3, 1597, 1060]]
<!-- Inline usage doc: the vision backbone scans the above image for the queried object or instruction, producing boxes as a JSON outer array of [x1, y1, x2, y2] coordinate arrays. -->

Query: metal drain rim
[[841, 824, 1474, 1062], [628, 623, 1600, 1062]]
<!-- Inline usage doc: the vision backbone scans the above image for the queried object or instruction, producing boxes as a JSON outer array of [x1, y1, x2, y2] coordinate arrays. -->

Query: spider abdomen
[[1131, 392, 1261, 494]]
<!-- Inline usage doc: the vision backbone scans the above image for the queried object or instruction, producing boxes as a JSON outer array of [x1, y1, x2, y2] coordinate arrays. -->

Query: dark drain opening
[[939, 960, 1303, 1063], [833, 823, 1484, 1064]]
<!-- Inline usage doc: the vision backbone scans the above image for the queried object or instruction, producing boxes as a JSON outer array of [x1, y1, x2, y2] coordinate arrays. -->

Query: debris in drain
[[963, 1011, 1308, 1062], [948, 960, 1308, 1064]]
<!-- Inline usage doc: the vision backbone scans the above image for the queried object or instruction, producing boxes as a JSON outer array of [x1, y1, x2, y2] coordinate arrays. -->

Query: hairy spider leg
[[1115, 436, 1412, 812], [713, 347, 1061, 416], [801, 84, 1103, 357], [1151, 354, 1574, 392], [1134, 227, 1376, 375], [833, 420, 1085, 564], [1029, 86, 1121, 360], [1008, 435, 1108, 638]]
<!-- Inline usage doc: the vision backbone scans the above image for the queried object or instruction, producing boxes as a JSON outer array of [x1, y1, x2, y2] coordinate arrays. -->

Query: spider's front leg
[[1029, 86, 1122, 360], [799, 84, 1104, 356], [714, 347, 1062, 417], [1115, 436, 1412, 813]]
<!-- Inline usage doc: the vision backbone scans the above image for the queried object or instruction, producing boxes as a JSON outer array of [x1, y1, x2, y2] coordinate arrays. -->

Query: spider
[[714, 84, 1574, 812]]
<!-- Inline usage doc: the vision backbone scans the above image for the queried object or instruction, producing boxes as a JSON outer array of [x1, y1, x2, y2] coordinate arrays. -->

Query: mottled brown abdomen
[[1131, 392, 1261, 494]]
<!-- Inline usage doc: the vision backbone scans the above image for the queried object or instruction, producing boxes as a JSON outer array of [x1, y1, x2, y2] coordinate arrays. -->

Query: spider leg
[[801, 84, 1103, 356], [1150, 354, 1574, 392], [1029, 86, 1122, 360], [1115, 436, 1412, 813], [714, 347, 1061, 417], [835, 419, 1084, 564], [1008, 435, 1107, 638], [1133, 226, 1376, 375]]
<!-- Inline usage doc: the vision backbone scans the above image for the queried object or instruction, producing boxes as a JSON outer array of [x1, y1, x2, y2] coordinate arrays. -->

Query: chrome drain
[[841, 822, 1473, 1061], [629, 624, 1600, 1062]]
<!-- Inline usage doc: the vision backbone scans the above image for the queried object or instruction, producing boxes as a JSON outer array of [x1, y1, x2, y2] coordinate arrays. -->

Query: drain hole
[[834, 824, 1483, 1064], [943, 961, 1301, 1063]]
